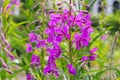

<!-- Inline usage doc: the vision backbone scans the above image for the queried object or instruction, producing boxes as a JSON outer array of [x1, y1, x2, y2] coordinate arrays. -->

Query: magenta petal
[[81, 56, 88, 61], [31, 54, 40, 66], [67, 64, 76, 75], [26, 43, 32, 53], [56, 36, 62, 42], [26, 74, 33, 80], [90, 47, 98, 54], [28, 33, 38, 42]]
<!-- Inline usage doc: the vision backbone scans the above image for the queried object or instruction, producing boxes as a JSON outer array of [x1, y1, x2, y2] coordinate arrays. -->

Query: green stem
[[69, 0, 72, 64], [40, 1, 45, 80], [68, 29, 72, 64], [68, 0, 73, 80], [36, 66, 41, 78], [109, 31, 119, 80]]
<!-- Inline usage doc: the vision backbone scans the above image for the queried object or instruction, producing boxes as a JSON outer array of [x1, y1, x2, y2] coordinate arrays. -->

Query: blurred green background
[[0, 0, 120, 80]]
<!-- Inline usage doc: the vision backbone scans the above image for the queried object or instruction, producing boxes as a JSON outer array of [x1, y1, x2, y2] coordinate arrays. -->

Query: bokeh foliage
[[0, 0, 120, 80]]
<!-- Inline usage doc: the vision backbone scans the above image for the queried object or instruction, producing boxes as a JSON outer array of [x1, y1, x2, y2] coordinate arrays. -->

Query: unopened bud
[[4, 48, 15, 60], [4, 68, 14, 74], [0, 57, 8, 68], [49, 10, 56, 13]]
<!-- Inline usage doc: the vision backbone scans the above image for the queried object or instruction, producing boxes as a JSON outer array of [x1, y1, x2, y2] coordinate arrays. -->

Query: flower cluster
[[26, 9, 96, 77], [73, 12, 93, 50], [81, 47, 98, 61], [46, 9, 93, 48], [26, 32, 46, 53], [44, 9, 93, 75], [45, 10, 71, 45], [26, 32, 46, 67], [44, 45, 62, 77], [31, 54, 40, 66], [44, 55, 59, 77]]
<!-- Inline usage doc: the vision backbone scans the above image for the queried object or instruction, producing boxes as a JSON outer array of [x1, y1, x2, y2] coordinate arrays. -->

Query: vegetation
[[0, 0, 120, 80]]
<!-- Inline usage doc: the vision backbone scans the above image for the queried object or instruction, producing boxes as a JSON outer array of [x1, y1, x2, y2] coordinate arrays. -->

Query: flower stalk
[[41, 1, 45, 79], [68, 0, 73, 80], [68, 0, 72, 64], [109, 31, 119, 80]]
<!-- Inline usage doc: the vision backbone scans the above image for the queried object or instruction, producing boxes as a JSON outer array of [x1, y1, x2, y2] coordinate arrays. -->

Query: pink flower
[[36, 40, 46, 48], [67, 64, 76, 75], [44, 55, 59, 77], [6, 4, 11, 11], [81, 47, 98, 61], [11, 0, 20, 7], [26, 74, 33, 80], [90, 47, 98, 54], [3, 4, 13, 14], [26, 43, 33, 53], [89, 47, 98, 61], [31, 54, 40, 66], [28, 33, 38, 42], [81, 56, 88, 62], [101, 35, 107, 40], [89, 54, 97, 61]]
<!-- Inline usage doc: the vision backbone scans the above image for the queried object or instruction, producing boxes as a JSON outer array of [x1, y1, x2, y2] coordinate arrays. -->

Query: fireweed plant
[[0, 0, 21, 79], [26, 5, 98, 80], [0, 0, 120, 80], [0, 0, 100, 80], [0, 0, 20, 73], [1, 0, 20, 59]]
